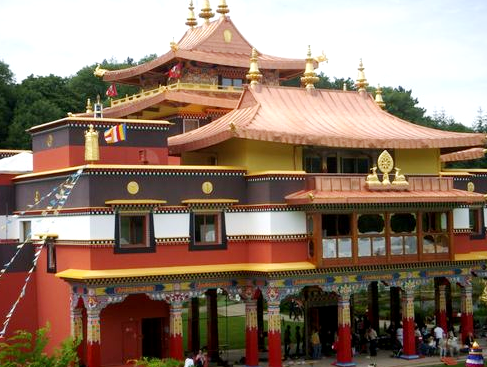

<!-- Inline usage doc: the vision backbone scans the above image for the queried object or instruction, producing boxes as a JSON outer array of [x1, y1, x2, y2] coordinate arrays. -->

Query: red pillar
[[169, 302, 184, 360], [400, 285, 419, 359], [188, 297, 200, 353], [367, 281, 379, 331], [437, 283, 448, 333], [460, 282, 474, 344], [267, 300, 282, 367], [335, 291, 355, 367], [86, 308, 101, 367], [245, 299, 259, 367]]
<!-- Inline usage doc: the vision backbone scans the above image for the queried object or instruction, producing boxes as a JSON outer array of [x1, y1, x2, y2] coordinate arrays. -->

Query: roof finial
[[186, 0, 197, 28], [301, 45, 320, 90], [216, 0, 229, 17], [355, 58, 369, 94], [199, 0, 215, 24], [375, 84, 386, 109], [246, 48, 263, 87], [86, 98, 93, 114]]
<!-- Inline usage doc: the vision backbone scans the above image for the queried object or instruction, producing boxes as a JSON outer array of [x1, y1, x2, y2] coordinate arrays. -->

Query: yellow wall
[[181, 138, 303, 172], [394, 149, 440, 174]]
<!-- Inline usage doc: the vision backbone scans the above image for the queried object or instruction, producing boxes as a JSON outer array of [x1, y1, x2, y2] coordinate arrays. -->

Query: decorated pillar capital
[[263, 285, 287, 306]]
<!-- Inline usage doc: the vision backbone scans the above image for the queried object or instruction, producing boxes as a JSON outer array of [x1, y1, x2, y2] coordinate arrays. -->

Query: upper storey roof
[[102, 16, 308, 84], [168, 85, 486, 154]]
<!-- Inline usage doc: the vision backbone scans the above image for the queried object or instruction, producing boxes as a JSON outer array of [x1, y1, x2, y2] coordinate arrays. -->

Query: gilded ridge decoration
[[366, 150, 409, 190]]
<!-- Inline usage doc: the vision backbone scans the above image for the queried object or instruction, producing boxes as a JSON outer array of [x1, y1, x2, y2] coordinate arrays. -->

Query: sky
[[1, 0, 486, 127]]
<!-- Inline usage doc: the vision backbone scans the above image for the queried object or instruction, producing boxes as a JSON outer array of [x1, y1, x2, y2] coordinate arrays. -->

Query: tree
[[473, 107, 487, 133], [0, 61, 16, 147], [380, 86, 430, 126]]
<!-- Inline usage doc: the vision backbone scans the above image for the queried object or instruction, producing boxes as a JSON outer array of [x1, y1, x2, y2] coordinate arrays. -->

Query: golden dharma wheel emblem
[[46, 134, 53, 148], [223, 29, 232, 43], [202, 181, 213, 195], [127, 181, 139, 195], [467, 181, 475, 192], [377, 150, 394, 174]]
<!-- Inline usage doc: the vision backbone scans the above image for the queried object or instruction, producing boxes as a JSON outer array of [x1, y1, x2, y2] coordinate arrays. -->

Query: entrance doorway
[[142, 317, 163, 358]]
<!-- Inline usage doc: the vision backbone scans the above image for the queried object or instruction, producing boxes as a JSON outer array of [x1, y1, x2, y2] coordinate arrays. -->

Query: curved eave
[[80, 90, 239, 119], [440, 147, 486, 163], [103, 49, 307, 84]]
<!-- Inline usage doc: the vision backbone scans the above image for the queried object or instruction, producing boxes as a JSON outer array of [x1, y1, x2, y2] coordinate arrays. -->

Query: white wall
[[226, 211, 306, 235], [154, 213, 189, 238], [453, 208, 469, 230]]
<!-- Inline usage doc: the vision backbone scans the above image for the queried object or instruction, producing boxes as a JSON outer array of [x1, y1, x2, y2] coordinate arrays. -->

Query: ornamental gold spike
[[301, 45, 320, 90], [216, 0, 229, 17], [355, 58, 369, 93], [85, 98, 93, 114], [199, 0, 214, 24], [375, 84, 386, 109], [186, 0, 197, 27], [246, 48, 262, 87]]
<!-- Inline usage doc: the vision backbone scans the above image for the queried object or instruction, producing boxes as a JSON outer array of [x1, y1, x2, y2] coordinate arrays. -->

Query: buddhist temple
[[1, 2, 487, 367]]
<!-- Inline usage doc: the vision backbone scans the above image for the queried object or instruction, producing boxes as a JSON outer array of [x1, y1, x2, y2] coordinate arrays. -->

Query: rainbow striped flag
[[104, 124, 127, 144]]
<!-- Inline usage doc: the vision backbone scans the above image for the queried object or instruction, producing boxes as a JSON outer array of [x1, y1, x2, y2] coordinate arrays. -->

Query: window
[[114, 211, 155, 254], [422, 212, 448, 254], [183, 118, 200, 133], [322, 214, 352, 258], [190, 212, 227, 250], [221, 77, 243, 88], [390, 213, 417, 255], [46, 240, 56, 273], [21, 221, 31, 243], [358, 214, 385, 257], [341, 157, 369, 174], [304, 156, 323, 173]]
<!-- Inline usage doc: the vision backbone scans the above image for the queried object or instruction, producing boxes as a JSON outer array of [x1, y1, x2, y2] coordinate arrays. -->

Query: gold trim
[[455, 252, 487, 260], [440, 171, 472, 176], [442, 169, 487, 173], [56, 262, 316, 280], [35, 233, 59, 239], [181, 198, 239, 204], [105, 199, 167, 206], [245, 170, 306, 177]]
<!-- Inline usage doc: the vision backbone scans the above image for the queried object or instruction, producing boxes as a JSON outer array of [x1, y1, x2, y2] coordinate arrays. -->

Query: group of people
[[283, 325, 303, 359], [184, 350, 208, 367]]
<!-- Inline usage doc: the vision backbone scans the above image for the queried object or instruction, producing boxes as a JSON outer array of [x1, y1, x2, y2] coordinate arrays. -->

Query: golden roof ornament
[[84, 124, 100, 163], [301, 45, 320, 90], [170, 39, 179, 52], [85, 98, 93, 114], [366, 150, 409, 190], [94, 64, 108, 78], [216, 0, 229, 17], [186, 0, 197, 28], [199, 0, 215, 24], [375, 84, 386, 109], [355, 58, 369, 94], [246, 48, 263, 87]]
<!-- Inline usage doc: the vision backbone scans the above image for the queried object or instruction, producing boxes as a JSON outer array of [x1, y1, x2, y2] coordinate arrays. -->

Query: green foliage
[[0, 324, 79, 367], [129, 357, 183, 367]]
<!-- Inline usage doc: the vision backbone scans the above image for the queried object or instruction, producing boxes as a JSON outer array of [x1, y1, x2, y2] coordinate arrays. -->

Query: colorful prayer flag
[[106, 83, 118, 97], [104, 124, 127, 144]]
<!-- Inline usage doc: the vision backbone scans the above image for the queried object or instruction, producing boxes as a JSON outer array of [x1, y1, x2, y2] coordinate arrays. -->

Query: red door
[[122, 321, 140, 362]]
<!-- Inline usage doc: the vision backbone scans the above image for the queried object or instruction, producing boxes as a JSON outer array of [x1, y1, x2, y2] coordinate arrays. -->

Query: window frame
[[469, 206, 485, 240], [46, 239, 57, 273], [114, 210, 156, 254], [189, 211, 227, 251]]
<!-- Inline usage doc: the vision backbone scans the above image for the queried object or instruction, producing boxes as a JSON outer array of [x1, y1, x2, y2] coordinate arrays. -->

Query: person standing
[[295, 325, 302, 356], [284, 325, 292, 359], [366, 326, 378, 357], [311, 328, 321, 359], [433, 324, 444, 349]]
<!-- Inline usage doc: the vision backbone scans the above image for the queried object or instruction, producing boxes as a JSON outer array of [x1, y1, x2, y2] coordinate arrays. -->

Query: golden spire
[[301, 45, 320, 90], [355, 58, 369, 93], [186, 0, 197, 27], [246, 48, 263, 87], [85, 98, 93, 114], [216, 0, 229, 17], [375, 84, 386, 109], [199, 0, 214, 24]]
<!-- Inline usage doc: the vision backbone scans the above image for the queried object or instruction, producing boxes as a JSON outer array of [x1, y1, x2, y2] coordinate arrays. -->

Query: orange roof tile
[[440, 147, 486, 163], [168, 85, 486, 154], [103, 17, 307, 83], [285, 176, 485, 205]]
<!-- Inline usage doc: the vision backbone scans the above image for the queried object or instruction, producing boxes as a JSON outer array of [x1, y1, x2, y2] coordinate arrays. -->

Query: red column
[[367, 281, 379, 331], [335, 291, 354, 367], [400, 285, 419, 359], [267, 300, 282, 367], [437, 282, 448, 332], [460, 282, 474, 344], [245, 299, 259, 367], [169, 302, 184, 360], [188, 297, 200, 353], [86, 308, 101, 367]]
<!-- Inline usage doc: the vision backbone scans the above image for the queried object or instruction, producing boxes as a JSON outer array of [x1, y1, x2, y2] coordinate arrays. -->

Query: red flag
[[106, 83, 118, 97], [168, 62, 183, 79]]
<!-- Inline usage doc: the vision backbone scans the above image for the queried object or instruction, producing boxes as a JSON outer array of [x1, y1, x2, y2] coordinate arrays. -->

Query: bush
[[0, 324, 79, 367], [128, 357, 183, 367]]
